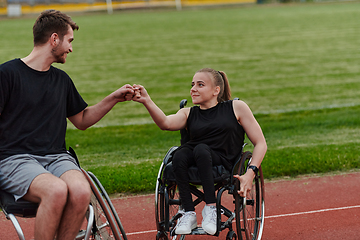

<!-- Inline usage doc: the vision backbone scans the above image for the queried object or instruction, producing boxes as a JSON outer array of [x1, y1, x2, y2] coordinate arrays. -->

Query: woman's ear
[[213, 86, 220, 96]]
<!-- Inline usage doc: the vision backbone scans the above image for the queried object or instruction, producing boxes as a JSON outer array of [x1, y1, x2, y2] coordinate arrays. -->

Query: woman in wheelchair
[[132, 68, 267, 236]]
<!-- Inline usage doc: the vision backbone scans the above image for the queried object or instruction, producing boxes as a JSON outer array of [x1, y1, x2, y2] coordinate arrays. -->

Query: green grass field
[[1, 2, 360, 194]]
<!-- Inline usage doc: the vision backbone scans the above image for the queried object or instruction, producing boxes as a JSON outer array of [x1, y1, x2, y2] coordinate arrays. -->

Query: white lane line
[[127, 229, 157, 236], [125, 205, 360, 236], [265, 205, 360, 219]]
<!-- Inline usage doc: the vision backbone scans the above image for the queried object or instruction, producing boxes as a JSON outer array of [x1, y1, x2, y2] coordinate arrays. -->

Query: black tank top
[[184, 100, 245, 170]]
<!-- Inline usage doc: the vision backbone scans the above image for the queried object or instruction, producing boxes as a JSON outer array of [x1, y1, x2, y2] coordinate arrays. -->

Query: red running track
[[1, 171, 360, 240]]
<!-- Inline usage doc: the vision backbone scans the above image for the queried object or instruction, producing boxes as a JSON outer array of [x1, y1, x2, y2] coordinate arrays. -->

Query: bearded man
[[0, 10, 134, 240]]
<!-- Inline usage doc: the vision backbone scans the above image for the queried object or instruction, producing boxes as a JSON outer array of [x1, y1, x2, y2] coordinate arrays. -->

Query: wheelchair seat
[[163, 162, 230, 185], [0, 189, 39, 240], [0, 190, 38, 218]]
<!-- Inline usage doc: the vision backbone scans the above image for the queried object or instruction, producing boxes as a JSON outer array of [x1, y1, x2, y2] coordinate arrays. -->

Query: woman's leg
[[193, 143, 222, 205], [172, 146, 195, 212], [193, 143, 222, 235]]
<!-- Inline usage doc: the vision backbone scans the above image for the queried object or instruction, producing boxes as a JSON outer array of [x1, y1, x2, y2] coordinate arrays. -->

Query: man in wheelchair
[[132, 68, 267, 236], [0, 10, 134, 240]]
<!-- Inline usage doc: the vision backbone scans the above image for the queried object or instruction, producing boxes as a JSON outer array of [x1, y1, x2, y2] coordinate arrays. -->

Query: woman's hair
[[196, 68, 231, 102], [33, 10, 79, 46]]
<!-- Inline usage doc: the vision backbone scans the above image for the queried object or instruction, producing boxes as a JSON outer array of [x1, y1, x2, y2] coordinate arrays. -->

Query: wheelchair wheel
[[233, 151, 265, 240], [155, 163, 185, 239], [86, 171, 127, 240], [155, 161, 166, 233], [155, 147, 185, 239], [226, 230, 237, 240], [81, 169, 127, 240], [165, 183, 186, 240]]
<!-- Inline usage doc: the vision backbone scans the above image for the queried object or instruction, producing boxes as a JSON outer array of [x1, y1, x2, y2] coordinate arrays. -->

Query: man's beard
[[52, 45, 67, 64]]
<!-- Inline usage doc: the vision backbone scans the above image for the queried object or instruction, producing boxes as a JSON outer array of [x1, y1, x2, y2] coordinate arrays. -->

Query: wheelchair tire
[[81, 169, 126, 240], [87, 171, 128, 240], [155, 162, 166, 232], [156, 231, 168, 240], [233, 151, 265, 240], [226, 230, 237, 240], [155, 147, 184, 239], [158, 176, 183, 239]]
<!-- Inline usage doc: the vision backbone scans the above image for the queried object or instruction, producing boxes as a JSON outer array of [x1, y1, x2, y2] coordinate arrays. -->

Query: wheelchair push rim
[[81, 169, 126, 240], [233, 151, 265, 240]]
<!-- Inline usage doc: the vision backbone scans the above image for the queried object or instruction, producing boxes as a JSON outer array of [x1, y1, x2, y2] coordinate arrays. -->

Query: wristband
[[248, 165, 259, 175]]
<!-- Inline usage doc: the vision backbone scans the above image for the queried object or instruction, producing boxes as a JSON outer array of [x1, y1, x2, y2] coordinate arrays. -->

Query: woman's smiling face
[[190, 72, 219, 107]]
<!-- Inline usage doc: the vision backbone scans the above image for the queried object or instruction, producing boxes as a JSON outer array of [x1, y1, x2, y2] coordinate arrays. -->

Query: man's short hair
[[33, 9, 79, 46]]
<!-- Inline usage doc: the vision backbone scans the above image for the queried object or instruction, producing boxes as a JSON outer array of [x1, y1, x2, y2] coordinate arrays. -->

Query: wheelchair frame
[[0, 147, 127, 240], [155, 99, 265, 240], [155, 147, 265, 240]]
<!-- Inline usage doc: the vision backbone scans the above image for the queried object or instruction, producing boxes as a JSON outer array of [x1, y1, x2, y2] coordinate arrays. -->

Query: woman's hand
[[132, 84, 150, 104], [234, 170, 255, 198]]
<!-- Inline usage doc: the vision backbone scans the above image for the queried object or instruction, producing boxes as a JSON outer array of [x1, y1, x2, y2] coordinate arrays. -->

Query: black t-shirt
[[184, 100, 245, 170], [0, 59, 88, 160]]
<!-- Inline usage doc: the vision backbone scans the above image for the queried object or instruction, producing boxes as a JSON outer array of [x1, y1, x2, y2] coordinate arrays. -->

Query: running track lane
[[1, 171, 360, 239]]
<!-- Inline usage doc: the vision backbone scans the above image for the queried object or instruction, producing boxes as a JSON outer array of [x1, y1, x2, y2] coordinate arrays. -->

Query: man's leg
[[23, 173, 68, 240], [56, 170, 91, 240]]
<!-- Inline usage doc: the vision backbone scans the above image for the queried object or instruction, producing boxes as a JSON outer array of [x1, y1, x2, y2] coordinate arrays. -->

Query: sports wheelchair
[[155, 100, 265, 240], [0, 147, 127, 240]]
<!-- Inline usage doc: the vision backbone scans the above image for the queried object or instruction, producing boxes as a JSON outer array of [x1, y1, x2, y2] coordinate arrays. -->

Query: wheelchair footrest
[[190, 227, 221, 236], [190, 227, 207, 235], [171, 227, 209, 236]]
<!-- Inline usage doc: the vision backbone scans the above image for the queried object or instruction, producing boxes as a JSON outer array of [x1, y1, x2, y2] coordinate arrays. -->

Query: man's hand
[[113, 84, 135, 102]]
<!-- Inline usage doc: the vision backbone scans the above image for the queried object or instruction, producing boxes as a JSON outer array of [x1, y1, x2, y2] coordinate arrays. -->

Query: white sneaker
[[174, 211, 197, 235], [202, 205, 217, 235]]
